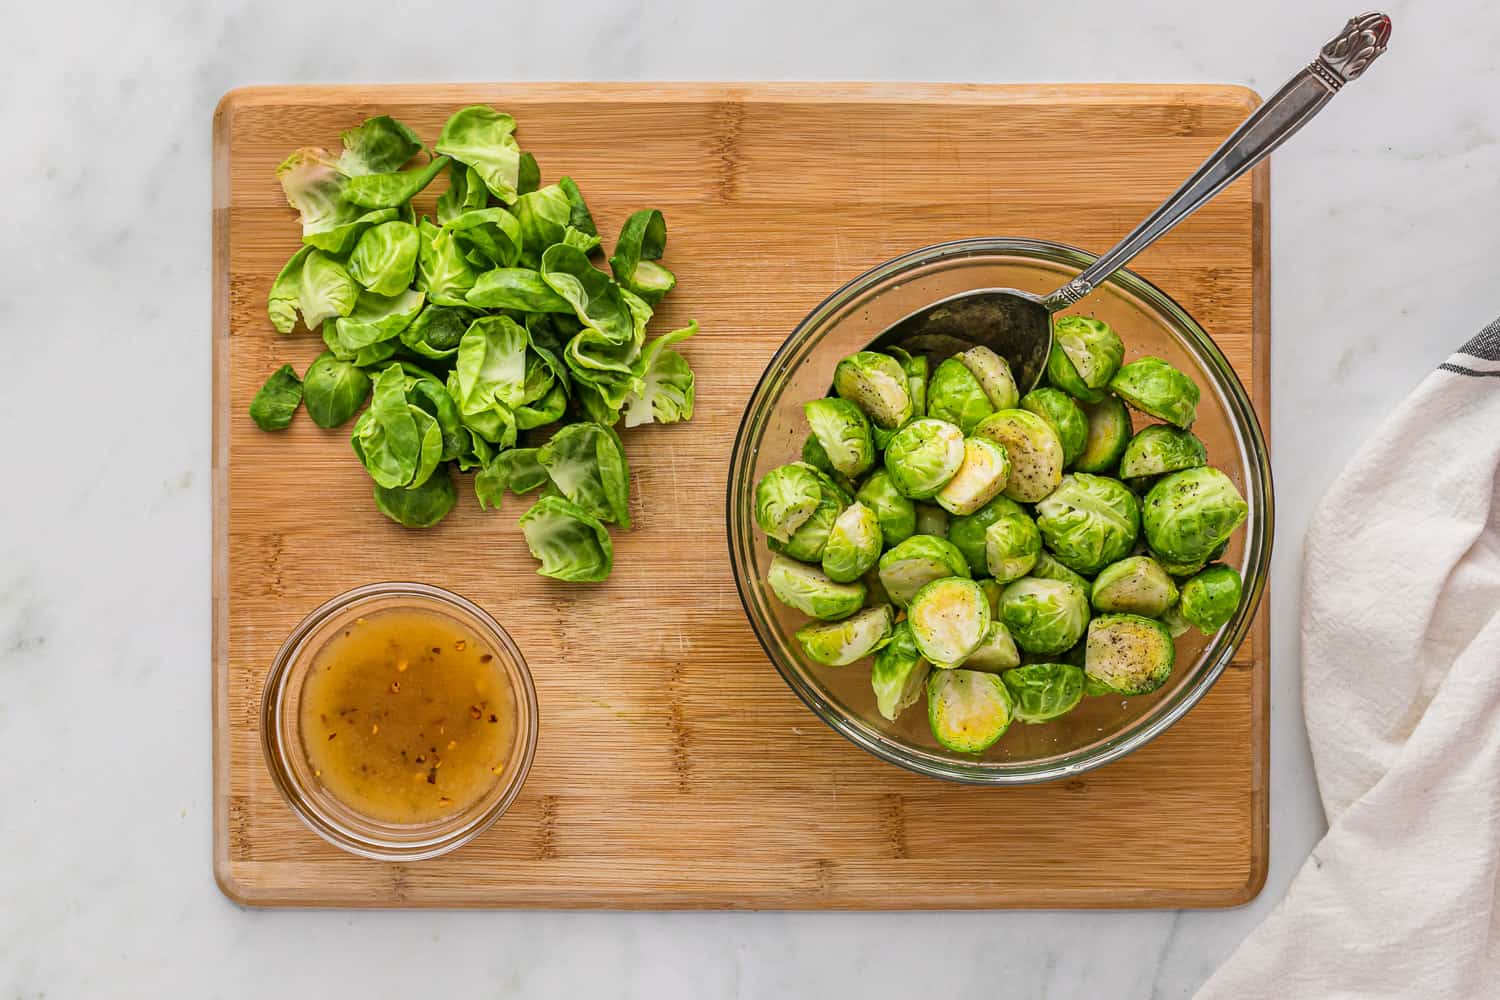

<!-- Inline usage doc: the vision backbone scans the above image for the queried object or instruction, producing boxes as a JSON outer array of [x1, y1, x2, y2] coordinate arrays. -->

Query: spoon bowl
[[866, 287, 1052, 392]]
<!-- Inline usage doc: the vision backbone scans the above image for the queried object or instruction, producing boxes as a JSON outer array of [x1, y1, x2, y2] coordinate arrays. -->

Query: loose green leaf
[[307, 207, 400, 256], [540, 243, 635, 345], [443, 207, 523, 269], [374, 467, 456, 528], [465, 268, 573, 312], [267, 247, 312, 333], [516, 381, 567, 429], [517, 152, 541, 196], [435, 106, 523, 204], [495, 447, 549, 493], [562, 225, 602, 255], [558, 176, 598, 240], [455, 316, 528, 413], [474, 457, 508, 511], [350, 364, 440, 489], [298, 250, 359, 330], [338, 116, 424, 176], [347, 221, 421, 296], [415, 218, 478, 306], [276, 148, 356, 243], [513, 184, 572, 265], [249, 365, 303, 430], [436, 161, 488, 224], [518, 495, 614, 582], [400, 304, 473, 361], [329, 288, 426, 352], [346, 155, 450, 210], [623, 321, 697, 428], [302, 353, 371, 428], [609, 209, 676, 304], [537, 421, 631, 528]]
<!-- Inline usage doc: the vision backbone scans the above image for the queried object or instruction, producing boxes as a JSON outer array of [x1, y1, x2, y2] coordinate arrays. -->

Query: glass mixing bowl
[[727, 238, 1272, 785]]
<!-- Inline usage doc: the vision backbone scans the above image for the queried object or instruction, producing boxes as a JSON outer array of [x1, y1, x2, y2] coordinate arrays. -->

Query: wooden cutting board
[[213, 83, 1269, 908]]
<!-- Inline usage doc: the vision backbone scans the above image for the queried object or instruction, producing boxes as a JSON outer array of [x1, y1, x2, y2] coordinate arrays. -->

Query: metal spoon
[[870, 12, 1391, 391]]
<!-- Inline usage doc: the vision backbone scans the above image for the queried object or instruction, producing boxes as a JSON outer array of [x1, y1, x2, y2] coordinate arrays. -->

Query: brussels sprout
[[1154, 553, 1207, 577], [957, 345, 1020, 411], [804, 397, 876, 478], [767, 473, 846, 563], [877, 535, 970, 607], [871, 621, 931, 722], [1020, 388, 1088, 467], [796, 604, 894, 666], [963, 622, 1022, 673], [1109, 357, 1200, 429], [1178, 564, 1243, 634], [883, 418, 965, 499], [1073, 394, 1132, 474], [925, 357, 995, 434], [935, 436, 1011, 516], [895, 349, 929, 417], [1161, 603, 1193, 638], [1084, 613, 1175, 695], [855, 470, 916, 548], [822, 502, 883, 583], [947, 495, 1028, 575], [914, 503, 950, 538], [976, 578, 1004, 618], [1119, 425, 1207, 481], [1090, 556, 1179, 616], [908, 577, 992, 669], [999, 577, 1091, 655], [974, 409, 1064, 503], [1031, 551, 1091, 591], [755, 463, 823, 544], [1001, 663, 1085, 723], [927, 669, 1015, 753], [984, 507, 1043, 583], [834, 351, 914, 429], [1142, 467, 1248, 566], [767, 554, 867, 620], [1034, 473, 1141, 575], [1046, 316, 1125, 403]]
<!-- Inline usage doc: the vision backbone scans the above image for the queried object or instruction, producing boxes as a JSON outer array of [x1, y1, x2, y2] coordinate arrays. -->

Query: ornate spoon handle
[[1043, 12, 1392, 311]]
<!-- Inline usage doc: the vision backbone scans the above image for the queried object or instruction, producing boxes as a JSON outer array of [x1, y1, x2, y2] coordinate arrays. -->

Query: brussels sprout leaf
[[518, 495, 614, 582], [249, 365, 303, 430]]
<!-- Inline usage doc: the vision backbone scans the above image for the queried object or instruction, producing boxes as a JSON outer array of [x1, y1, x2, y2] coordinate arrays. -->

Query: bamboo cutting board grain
[[213, 83, 1269, 908]]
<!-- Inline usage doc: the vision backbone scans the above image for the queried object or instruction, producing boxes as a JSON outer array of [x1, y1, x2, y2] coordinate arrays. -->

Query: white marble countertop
[[4, 1, 1495, 996]]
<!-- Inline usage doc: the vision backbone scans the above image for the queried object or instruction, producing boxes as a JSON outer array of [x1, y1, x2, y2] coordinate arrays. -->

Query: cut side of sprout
[[796, 604, 894, 666], [935, 437, 1011, 515]]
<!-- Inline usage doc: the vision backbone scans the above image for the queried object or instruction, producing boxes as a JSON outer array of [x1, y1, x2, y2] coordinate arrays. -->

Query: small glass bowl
[[261, 582, 538, 861], [727, 238, 1273, 785]]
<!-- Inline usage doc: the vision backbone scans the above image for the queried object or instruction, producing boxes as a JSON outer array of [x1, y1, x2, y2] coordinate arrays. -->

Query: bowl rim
[[726, 236, 1274, 785]]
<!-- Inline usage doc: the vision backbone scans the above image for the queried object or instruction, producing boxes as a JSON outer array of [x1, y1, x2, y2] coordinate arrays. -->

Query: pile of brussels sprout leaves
[[754, 317, 1249, 754], [249, 108, 699, 582]]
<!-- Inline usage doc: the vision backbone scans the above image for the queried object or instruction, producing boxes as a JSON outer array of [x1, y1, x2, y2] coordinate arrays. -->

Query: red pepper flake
[[479, 653, 493, 663], [488, 714, 498, 723]]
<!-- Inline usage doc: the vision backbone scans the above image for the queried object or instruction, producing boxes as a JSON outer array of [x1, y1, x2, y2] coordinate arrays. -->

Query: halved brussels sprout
[[796, 604, 894, 666], [1118, 425, 1207, 481], [1046, 316, 1125, 403], [1001, 663, 1085, 723], [935, 437, 1011, 515], [927, 669, 1015, 753], [1142, 467, 1248, 566], [822, 501, 883, 583], [801, 432, 837, 478], [1020, 388, 1088, 467], [1035, 473, 1141, 575], [766, 471, 847, 563], [1178, 564, 1243, 634], [871, 621, 931, 722], [908, 577, 992, 669], [877, 534, 970, 607], [1073, 394, 1133, 474], [767, 555, 867, 620], [1109, 357, 1200, 429], [999, 577, 1091, 655], [1084, 613, 1175, 695], [973, 409, 1064, 503], [754, 463, 823, 544], [947, 495, 1030, 575], [883, 418, 966, 499], [914, 503, 950, 538], [1161, 603, 1192, 638], [1031, 551, 1091, 591], [925, 357, 995, 434], [984, 505, 1043, 583], [1090, 555, 1179, 617], [855, 469, 916, 548], [834, 351, 914, 429], [963, 621, 1022, 673], [804, 397, 876, 478], [957, 345, 1021, 410]]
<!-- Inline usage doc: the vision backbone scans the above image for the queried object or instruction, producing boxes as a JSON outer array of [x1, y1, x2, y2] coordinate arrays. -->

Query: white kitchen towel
[[1197, 322, 1500, 1000]]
